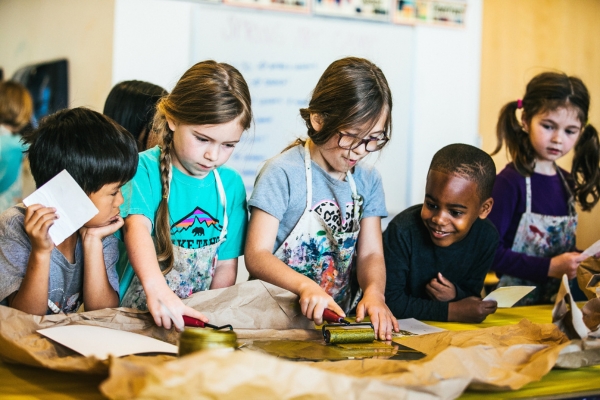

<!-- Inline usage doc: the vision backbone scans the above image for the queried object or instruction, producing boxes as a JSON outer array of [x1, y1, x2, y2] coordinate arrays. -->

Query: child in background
[[384, 144, 498, 322], [0, 81, 33, 211], [120, 61, 252, 330], [0, 108, 138, 315], [103, 80, 168, 151], [245, 57, 399, 340], [489, 72, 600, 304]]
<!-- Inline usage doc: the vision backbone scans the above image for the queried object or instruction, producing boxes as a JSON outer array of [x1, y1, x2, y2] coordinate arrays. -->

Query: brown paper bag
[[0, 280, 312, 373], [578, 257, 600, 300], [99, 320, 570, 399]]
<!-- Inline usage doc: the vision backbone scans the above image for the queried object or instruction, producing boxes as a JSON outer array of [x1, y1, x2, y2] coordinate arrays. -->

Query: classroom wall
[[0, 0, 115, 112], [479, 0, 600, 248]]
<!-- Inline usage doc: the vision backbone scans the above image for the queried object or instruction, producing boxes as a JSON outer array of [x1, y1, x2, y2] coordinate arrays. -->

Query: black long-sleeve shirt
[[383, 204, 499, 321]]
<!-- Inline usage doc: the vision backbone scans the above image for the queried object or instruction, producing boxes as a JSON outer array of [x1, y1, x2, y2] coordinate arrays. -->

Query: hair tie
[[516, 99, 523, 109]]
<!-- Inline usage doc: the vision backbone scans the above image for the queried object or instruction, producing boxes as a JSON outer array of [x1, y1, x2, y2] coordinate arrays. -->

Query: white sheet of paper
[[582, 239, 600, 258], [23, 170, 98, 245], [37, 325, 177, 360], [392, 318, 446, 337], [483, 286, 536, 308]]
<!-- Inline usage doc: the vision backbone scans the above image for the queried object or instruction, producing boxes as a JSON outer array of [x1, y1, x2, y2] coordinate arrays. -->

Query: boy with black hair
[[0, 108, 138, 315], [384, 143, 499, 322]]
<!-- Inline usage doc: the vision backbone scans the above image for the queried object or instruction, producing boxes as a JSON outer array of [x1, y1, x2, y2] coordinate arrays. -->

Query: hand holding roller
[[183, 316, 233, 331]]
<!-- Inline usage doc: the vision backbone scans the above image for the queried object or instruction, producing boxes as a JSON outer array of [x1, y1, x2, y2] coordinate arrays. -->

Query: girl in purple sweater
[[488, 72, 600, 304]]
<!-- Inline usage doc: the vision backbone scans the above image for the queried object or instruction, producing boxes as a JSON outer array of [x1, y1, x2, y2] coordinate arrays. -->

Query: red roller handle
[[183, 315, 207, 328], [323, 309, 350, 325]]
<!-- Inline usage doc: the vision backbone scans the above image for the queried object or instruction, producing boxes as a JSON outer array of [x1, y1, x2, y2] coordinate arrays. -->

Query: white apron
[[497, 167, 577, 305], [120, 168, 228, 310], [273, 141, 362, 312]]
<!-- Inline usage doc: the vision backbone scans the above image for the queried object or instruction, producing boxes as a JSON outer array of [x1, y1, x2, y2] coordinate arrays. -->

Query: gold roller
[[178, 328, 238, 356], [323, 327, 376, 344]]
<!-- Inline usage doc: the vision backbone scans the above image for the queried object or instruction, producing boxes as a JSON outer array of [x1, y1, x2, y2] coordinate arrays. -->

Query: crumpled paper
[[578, 256, 600, 300], [0, 280, 312, 373], [182, 280, 313, 330], [551, 273, 600, 368], [553, 274, 600, 339], [99, 320, 570, 399], [100, 349, 468, 400]]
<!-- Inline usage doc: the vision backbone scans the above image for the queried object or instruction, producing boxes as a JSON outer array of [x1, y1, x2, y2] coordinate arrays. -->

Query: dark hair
[[103, 80, 167, 151], [294, 57, 392, 149], [492, 72, 600, 211], [23, 107, 138, 194], [430, 143, 496, 202], [0, 81, 33, 132], [154, 60, 252, 274]]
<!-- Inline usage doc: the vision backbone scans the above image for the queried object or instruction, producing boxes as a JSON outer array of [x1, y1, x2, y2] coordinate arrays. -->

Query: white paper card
[[392, 318, 446, 337], [37, 325, 178, 360], [582, 239, 600, 258], [483, 286, 536, 308], [23, 170, 98, 245]]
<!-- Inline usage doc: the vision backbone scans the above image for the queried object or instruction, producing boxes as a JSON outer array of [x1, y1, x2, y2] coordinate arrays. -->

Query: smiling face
[[421, 170, 493, 247], [309, 112, 387, 177], [85, 182, 124, 228], [168, 116, 244, 179], [524, 106, 582, 168]]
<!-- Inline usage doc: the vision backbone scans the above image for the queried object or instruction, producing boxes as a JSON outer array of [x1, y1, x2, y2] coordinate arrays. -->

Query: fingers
[[437, 273, 452, 287], [354, 302, 365, 323], [184, 306, 208, 323]]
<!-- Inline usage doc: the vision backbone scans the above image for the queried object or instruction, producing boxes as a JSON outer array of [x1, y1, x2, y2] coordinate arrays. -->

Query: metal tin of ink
[[178, 327, 238, 356]]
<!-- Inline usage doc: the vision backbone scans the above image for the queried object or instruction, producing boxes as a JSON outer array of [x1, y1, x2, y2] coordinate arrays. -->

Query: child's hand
[[426, 272, 456, 301], [355, 291, 399, 341], [298, 282, 345, 325], [79, 216, 125, 242], [549, 252, 587, 280], [448, 296, 497, 323], [24, 204, 58, 254], [146, 285, 208, 330]]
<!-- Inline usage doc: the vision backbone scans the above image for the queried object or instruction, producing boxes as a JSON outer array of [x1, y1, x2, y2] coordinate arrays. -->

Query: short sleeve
[[248, 161, 291, 221], [217, 171, 248, 260], [359, 167, 387, 219], [0, 207, 31, 302], [120, 149, 160, 232]]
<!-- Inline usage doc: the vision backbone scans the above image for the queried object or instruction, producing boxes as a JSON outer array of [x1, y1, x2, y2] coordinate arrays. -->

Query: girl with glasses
[[245, 57, 398, 340]]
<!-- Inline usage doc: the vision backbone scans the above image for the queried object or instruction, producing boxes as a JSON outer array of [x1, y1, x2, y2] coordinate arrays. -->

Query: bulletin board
[[190, 4, 414, 214]]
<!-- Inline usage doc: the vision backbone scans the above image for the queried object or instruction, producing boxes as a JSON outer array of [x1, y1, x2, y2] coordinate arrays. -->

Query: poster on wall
[[393, 0, 466, 27], [224, 0, 310, 14], [312, 0, 391, 22]]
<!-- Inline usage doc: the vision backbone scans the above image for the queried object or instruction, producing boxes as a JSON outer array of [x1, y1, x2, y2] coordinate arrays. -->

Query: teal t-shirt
[[118, 147, 248, 294]]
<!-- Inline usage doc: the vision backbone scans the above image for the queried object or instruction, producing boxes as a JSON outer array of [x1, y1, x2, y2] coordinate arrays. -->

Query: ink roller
[[183, 316, 233, 331], [321, 309, 376, 344]]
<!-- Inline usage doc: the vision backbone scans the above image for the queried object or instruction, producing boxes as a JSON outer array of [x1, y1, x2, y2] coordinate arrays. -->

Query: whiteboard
[[191, 4, 414, 215]]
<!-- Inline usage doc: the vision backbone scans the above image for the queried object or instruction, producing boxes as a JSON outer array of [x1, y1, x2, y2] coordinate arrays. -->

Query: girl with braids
[[489, 71, 600, 305], [245, 57, 399, 340], [119, 61, 252, 329]]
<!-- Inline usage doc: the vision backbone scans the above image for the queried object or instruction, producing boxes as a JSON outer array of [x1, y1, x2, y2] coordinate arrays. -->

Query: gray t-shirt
[[248, 145, 387, 251], [0, 204, 119, 314]]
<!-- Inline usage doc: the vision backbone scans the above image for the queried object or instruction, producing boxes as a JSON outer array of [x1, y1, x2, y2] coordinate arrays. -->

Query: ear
[[310, 113, 324, 133], [521, 113, 529, 133], [166, 117, 177, 132], [478, 197, 494, 219]]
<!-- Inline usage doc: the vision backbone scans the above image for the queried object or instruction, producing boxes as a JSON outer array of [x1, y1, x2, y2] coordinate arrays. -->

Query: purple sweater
[[488, 163, 574, 283]]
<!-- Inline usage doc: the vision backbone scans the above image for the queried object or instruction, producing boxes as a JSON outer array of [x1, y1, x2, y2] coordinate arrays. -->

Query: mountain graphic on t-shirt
[[170, 206, 222, 235]]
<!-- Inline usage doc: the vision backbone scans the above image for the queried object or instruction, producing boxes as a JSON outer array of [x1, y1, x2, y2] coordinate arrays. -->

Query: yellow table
[[426, 304, 600, 399], [1, 305, 599, 399]]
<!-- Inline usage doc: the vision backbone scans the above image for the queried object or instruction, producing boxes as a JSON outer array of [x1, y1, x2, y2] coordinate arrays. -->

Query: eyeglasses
[[337, 132, 389, 152]]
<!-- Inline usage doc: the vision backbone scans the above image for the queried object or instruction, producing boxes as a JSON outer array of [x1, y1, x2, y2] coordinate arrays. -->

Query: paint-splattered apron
[[274, 141, 362, 313], [497, 168, 577, 305], [120, 168, 228, 310]]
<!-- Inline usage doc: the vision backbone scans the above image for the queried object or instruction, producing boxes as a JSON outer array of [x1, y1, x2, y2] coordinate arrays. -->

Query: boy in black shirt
[[384, 144, 498, 322]]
